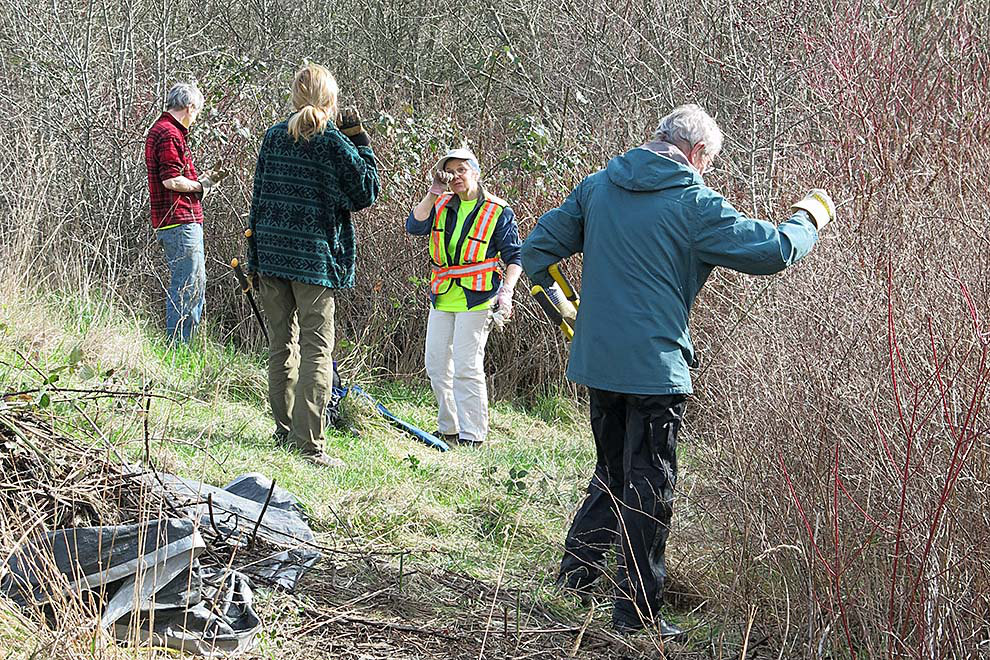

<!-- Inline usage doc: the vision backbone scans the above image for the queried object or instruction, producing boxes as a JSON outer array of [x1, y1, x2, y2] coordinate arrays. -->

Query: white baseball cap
[[436, 148, 480, 174]]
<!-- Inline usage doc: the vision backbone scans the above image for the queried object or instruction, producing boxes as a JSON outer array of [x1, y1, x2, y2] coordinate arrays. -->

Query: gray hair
[[653, 104, 723, 159], [165, 82, 204, 111]]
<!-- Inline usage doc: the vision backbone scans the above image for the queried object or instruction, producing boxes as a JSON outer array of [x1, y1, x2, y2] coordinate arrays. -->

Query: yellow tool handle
[[548, 263, 579, 308], [230, 258, 251, 293], [531, 285, 574, 341]]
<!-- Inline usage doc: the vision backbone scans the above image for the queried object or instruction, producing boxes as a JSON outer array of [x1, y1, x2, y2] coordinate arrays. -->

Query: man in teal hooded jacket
[[521, 104, 835, 636]]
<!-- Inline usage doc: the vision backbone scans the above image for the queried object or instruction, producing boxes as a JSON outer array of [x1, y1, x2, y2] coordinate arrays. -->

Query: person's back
[[529, 139, 823, 396], [521, 103, 835, 635], [568, 146, 698, 394], [250, 119, 378, 289], [247, 63, 379, 469]]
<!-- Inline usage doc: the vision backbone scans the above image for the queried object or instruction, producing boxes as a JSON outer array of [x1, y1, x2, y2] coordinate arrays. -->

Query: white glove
[[489, 285, 514, 332], [490, 308, 506, 332], [198, 175, 215, 200], [495, 285, 514, 319], [547, 283, 577, 322], [791, 188, 836, 230]]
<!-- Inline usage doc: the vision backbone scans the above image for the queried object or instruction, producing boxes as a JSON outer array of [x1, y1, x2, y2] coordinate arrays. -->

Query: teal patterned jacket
[[247, 119, 379, 288]]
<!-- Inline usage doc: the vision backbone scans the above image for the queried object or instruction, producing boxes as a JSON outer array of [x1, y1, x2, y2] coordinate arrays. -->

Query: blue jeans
[[156, 223, 206, 342]]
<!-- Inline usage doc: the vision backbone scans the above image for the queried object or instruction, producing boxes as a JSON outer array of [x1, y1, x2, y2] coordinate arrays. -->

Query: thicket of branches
[[2, 0, 989, 655]]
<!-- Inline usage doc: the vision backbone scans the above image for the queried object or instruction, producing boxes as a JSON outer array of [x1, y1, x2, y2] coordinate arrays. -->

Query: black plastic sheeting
[[2, 472, 320, 656], [144, 471, 321, 591], [2, 519, 260, 656]]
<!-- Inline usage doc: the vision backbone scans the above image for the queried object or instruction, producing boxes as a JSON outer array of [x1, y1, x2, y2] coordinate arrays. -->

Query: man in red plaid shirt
[[145, 82, 221, 342]]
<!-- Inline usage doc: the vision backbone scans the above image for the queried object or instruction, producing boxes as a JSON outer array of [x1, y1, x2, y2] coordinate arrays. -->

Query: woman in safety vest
[[406, 148, 522, 447]]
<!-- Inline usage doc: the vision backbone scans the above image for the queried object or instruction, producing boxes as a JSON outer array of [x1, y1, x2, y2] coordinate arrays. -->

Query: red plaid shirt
[[145, 113, 203, 229]]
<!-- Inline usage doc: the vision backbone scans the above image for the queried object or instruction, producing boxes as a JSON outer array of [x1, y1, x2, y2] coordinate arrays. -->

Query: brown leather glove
[[338, 107, 370, 147], [429, 170, 454, 195], [196, 161, 227, 200]]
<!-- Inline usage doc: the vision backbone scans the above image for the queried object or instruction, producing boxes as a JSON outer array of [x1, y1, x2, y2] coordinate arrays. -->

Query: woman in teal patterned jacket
[[248, 62, 379, 467]]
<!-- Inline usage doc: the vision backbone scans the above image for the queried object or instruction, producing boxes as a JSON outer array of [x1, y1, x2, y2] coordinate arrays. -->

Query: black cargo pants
[[559, 388, 687, 629]]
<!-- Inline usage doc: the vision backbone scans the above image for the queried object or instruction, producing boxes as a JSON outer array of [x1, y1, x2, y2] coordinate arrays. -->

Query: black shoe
[[612, 616, 683, 638], [272, 430, 290, 446], [612, 617, 643, 635], [454, 437, 482, 448], [433, 430, 460, 446]]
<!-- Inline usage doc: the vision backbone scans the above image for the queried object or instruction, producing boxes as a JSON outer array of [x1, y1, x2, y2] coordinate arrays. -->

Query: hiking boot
[[304, 451, 345, 469]]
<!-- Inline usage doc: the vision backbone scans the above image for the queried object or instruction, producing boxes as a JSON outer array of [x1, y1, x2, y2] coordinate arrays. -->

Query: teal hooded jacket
[[521, 142, 819, 395]]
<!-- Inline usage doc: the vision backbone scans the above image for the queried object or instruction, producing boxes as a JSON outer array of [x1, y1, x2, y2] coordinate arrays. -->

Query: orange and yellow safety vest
[[428, 191, 505, 296]]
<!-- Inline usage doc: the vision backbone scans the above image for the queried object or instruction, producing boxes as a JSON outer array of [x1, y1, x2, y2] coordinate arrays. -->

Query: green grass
[[0, 598, 35, 660], [0, 288, 748, 660], [0, 289, 599, 637]]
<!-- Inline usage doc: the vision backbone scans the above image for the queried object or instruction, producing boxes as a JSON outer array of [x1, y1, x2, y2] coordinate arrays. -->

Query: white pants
[[425, 308, 492, 443]]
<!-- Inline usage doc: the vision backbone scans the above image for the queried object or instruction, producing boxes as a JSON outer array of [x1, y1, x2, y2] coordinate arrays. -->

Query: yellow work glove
[[791, 189, 836, 230]]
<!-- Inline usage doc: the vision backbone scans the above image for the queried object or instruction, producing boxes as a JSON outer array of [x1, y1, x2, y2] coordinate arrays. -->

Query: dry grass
[[2, 0, 990, 656]]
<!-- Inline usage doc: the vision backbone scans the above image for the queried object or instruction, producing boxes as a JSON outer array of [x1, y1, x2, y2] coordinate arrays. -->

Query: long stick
[[248, 478, 277, 550], [230, 257, 269, 341]]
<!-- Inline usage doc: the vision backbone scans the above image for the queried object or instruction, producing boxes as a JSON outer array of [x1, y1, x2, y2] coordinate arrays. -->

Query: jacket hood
[[605, 140, 703, 192]]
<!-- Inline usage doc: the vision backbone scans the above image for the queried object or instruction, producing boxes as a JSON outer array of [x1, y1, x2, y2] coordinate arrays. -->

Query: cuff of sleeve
[[347, 131, 371, 147], [527, 271, 555, 289]]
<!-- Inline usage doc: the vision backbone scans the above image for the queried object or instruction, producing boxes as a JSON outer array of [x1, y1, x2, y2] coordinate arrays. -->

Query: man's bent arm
[[162, 176, 203, 194], [521, 184, 586, 288]]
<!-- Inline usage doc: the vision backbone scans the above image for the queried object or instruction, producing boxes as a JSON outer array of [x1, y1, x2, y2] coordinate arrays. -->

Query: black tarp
[[2, 519, 261, 656], [2, 471, 321, 656], [141, 471, 321, 591]]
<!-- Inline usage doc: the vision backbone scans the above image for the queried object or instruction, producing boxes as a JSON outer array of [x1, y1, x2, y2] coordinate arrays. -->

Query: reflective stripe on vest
[[430, 193, 456, 267], [430, 257, 500, 295], [428, 193, 503, 295]]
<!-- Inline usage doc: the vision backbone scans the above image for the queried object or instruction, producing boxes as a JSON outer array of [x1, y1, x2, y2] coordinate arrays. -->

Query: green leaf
[[37, 392, 51, 408], [67, 345, 84, 366]]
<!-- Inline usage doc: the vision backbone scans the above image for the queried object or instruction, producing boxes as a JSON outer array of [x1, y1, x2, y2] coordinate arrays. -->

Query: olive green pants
[[259, 276, 335, 455]]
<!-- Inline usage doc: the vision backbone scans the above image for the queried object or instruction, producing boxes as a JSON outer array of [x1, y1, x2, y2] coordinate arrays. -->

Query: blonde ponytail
[[287, 63, 339, 142]]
